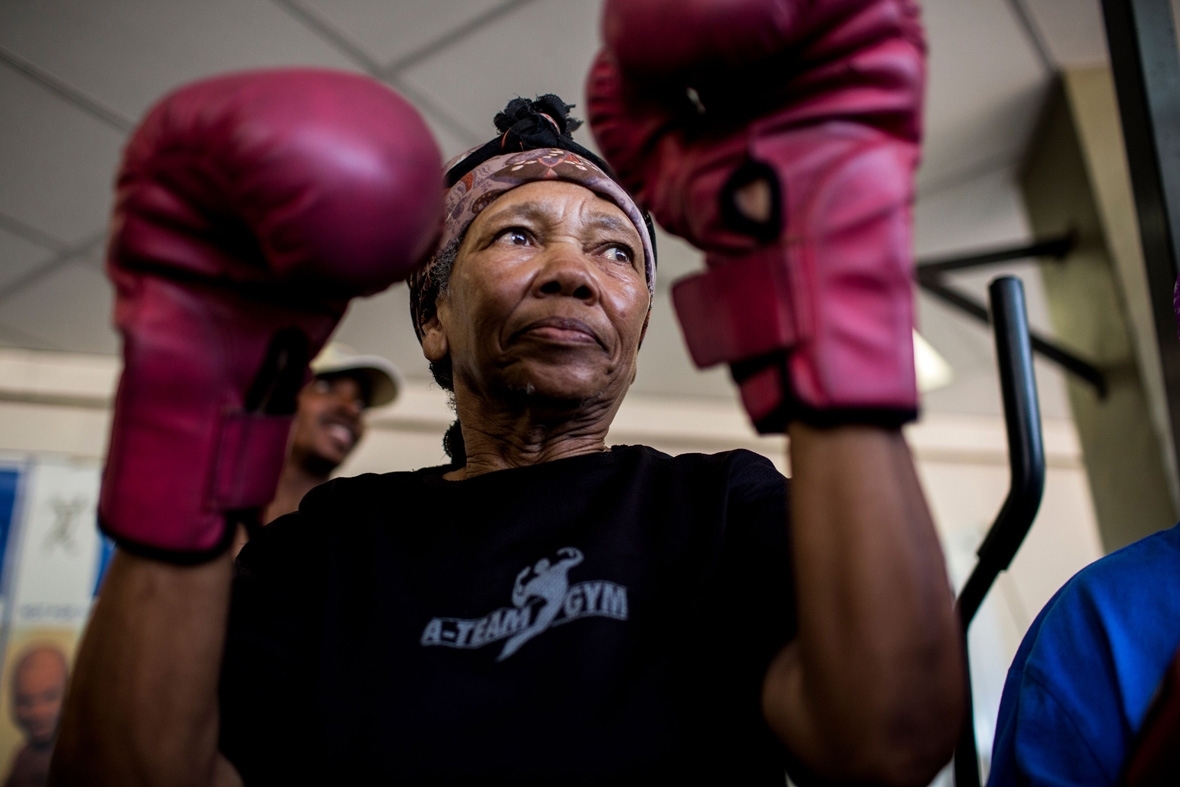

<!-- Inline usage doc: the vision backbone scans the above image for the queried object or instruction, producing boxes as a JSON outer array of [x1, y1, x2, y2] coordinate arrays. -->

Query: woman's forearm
[[50, 549, 239, 787], [764, 423, 965, 785]]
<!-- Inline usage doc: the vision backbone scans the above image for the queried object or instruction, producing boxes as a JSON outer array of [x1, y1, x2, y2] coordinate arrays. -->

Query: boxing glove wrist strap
[[100, 410, 292, 564], [670, 247, 801, 368], [671, 247, 917, 432]]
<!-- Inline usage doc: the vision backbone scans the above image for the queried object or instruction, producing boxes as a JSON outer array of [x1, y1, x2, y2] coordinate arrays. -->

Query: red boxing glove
[[588, 0, 925, 431], [101, 69, 442, 562]]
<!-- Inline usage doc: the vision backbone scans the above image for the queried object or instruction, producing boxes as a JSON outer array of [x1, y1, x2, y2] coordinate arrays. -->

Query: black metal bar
[[918, 277, 1109, 398], [1102, 0, 1180, 503], [916, 233, 1075, 275], [960, 278, 1047, 624], [955, 668, 982, 787], [954, 277, 1047, 787]]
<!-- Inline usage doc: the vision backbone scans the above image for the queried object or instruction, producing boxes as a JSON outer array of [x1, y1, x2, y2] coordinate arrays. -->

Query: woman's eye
[[603, 244, 634, 264], [495, 228, 532, 246]]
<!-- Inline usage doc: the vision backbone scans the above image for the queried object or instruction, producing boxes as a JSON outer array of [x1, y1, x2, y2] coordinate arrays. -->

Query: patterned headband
[[408, 147, 656, 342]]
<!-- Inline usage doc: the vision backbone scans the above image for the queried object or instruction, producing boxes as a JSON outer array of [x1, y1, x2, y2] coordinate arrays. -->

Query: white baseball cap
[[309, 343, 402, 408]]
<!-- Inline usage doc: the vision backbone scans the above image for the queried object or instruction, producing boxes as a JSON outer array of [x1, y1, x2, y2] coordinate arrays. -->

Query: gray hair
[[412, 236, 464, 463], [415, 236, 462, 393]]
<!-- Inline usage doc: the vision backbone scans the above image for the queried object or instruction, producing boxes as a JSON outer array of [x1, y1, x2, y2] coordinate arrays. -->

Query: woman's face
[[424, 180, 650, 411]]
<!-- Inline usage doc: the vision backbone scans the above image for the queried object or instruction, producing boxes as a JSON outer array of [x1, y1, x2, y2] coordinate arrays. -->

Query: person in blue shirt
[[988, 522, 1180, 785]]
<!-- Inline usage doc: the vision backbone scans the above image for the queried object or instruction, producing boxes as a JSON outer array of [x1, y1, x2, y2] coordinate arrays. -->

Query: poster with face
[[0, 456, 108, 785]]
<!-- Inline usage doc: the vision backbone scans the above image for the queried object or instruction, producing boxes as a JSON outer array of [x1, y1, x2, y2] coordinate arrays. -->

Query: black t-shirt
[[220, 445, 797, 784]]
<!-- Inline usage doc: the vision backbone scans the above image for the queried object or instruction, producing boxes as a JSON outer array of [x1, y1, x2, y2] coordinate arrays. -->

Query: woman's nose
[[533, 246, 599, 303]]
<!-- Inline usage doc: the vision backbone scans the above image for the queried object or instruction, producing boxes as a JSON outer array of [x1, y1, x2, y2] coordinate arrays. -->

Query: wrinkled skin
[[421, 180, 650, 476]]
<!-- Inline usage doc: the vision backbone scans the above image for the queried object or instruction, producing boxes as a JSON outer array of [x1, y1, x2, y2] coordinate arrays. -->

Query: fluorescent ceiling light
[[915, 330, 954, 393]]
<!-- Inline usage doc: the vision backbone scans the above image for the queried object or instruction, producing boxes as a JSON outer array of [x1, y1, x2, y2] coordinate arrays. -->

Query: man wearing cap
[[263, 344, 401, 523]]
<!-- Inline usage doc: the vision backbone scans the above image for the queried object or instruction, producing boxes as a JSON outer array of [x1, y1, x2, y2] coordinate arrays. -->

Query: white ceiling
[[0, 0, 1119, 420]]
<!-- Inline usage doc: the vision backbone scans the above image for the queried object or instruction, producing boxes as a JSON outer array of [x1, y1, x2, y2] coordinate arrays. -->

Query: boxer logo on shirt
[[419, 547, 629, 661]]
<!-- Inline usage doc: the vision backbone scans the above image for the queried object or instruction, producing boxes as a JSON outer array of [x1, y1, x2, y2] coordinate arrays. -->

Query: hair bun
[[493, 94, 582, 140], [443, 93, 608, 188]]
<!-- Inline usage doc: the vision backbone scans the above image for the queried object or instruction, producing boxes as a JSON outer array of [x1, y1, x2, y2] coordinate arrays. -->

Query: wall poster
[[0, 455, 108, 786]]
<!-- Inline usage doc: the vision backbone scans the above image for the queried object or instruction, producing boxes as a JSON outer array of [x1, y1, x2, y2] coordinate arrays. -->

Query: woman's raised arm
[[49, 68, 443, 786], [51, 551, 240, 787], [762, 425, 964, 785]]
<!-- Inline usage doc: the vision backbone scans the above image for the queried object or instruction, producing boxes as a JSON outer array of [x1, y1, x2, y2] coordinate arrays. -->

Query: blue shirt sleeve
[[987, 524, 1180, 786]]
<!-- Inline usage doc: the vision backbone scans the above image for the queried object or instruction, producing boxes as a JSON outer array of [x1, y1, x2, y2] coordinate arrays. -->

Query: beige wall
[[1022, 70, 1179, 552]]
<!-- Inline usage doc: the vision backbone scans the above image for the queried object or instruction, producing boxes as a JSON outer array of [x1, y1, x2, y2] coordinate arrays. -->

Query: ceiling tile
[[298, 0, 513, 71], [920, 0, 1050, 191], [0, 66, 124, 244], [0, 261, 117, 354], [0, 0, 358, 122], [1025, 0, 1108, 67], [916, 166, 1032, 258], [913, 165, 1060, 335], [74, 240, 106, 270], [400, 0, 1051, 205], [408, 101, 484, 162], [1025, 0, 1180, 69], [399, 0, 602, 162], [0, 227, 56, 292]]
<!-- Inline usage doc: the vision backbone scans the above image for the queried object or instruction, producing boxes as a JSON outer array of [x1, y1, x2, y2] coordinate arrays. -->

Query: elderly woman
[[51, 85, 961, 785], [55, 0, 968, 766]]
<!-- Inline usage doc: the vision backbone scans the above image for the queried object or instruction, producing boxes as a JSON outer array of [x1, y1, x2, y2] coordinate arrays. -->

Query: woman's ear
[[631, 306, 651, 384], [420, 310, 450, 364]]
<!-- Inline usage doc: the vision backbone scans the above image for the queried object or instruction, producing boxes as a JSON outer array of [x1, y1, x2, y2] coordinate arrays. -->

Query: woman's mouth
[[516, 317, 601, 346]]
